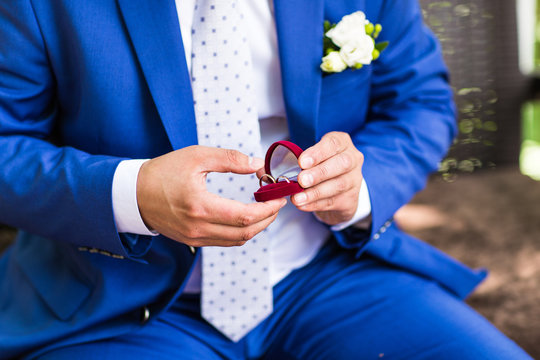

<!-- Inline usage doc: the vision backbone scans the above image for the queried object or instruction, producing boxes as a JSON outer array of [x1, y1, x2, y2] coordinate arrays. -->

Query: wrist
[[330, 178, 372, 231], [136, 159, 155, 232]]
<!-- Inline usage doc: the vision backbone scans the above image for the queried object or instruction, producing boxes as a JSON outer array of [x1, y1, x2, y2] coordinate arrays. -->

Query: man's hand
[[136, 146, 286, 247], [291, 132, 364, 225]]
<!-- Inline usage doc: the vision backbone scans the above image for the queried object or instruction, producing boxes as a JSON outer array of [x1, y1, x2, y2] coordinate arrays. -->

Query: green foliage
[[375, 41, 389, 52]]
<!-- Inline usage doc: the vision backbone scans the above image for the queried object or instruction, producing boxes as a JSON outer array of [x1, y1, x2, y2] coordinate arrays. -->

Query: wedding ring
[[276, 176, 291, 183], [259, 174, 276, 187]]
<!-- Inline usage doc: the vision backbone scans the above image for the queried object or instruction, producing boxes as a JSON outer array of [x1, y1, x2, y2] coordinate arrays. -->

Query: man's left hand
[[291, 132, 364, 225]]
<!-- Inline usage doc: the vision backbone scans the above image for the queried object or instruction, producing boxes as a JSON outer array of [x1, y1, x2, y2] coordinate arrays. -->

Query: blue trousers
[[36, 240, 531, 359]]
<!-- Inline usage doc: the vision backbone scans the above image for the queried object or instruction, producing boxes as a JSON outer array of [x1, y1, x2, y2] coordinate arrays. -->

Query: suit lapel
[[117, 0, 198, 150], [117, 0, 324, 151], [273, 0, 324, 150]]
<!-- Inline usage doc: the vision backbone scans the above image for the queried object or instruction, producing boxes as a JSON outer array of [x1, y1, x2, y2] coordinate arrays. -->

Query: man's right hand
[[136, 146, 286, 247]]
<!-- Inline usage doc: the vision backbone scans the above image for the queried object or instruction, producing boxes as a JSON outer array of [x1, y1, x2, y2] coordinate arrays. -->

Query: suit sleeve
[[0, 1, 150, 258], [333, 0, 457, 249]]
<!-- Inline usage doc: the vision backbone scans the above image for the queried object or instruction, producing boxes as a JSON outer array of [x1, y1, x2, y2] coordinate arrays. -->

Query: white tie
[[191, 0, 273, 341]]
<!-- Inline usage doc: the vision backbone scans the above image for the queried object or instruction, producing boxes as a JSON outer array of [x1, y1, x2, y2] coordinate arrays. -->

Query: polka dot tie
[[191, 0, 272, 342]]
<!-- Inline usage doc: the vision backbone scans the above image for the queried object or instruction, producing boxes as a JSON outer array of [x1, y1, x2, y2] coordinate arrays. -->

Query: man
[[0, 0, 531, 358]]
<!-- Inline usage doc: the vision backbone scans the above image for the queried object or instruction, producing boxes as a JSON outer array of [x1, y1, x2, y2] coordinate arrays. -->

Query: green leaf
[[324, 20, 331, 32], [375, 41, 389, 52]]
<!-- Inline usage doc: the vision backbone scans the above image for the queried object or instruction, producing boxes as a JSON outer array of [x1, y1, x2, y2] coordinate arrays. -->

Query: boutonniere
[[320, 11, 388, 73]]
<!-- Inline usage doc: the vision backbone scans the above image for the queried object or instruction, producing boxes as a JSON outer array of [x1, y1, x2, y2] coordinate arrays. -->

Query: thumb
[[199, 147, 264, 174]]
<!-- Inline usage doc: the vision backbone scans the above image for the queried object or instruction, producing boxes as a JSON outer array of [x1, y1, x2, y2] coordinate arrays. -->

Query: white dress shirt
[[111, 0, 372, 293]]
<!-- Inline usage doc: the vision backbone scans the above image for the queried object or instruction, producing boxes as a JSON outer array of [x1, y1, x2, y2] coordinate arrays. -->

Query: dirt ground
[[396, 166, 540, 358], [1, 166, 539, 357]]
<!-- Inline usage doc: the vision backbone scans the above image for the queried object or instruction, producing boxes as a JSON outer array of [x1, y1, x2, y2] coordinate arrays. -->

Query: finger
[[183, 211, 280, 247], [297, 150, 356, 188], [291, 174, 357, 207], [295, 188, 358, 213], [298, 132, 349, 170], [194, 146, 265, 174], [198, 194, 287, 227], [256, 167, 269, 181]]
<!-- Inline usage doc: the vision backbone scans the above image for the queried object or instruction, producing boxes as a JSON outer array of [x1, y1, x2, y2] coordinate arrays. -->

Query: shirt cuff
[[112, 159, 159, 236], [329, 178, 372, 231]]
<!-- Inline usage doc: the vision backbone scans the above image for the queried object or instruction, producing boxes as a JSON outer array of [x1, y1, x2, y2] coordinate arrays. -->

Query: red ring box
[[254, 140, 305, 202]]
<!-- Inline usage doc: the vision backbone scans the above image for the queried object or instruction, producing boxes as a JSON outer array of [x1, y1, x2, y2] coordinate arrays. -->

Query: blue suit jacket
[[0, 0, 486, 357]]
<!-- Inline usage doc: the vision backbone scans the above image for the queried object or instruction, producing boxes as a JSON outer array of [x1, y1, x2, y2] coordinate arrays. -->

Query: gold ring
[[276, 176, 291, 183], [259, 174, 276, 187]]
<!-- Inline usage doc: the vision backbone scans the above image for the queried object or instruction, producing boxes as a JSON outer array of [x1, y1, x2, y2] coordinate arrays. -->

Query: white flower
[[326, 11, 368, 48], [339, 36, 375, 66], [320, 51, 347, 73], [321, 11, 385, 73]]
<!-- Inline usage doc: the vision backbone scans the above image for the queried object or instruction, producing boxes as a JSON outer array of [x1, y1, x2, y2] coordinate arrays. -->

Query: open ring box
[[254, 140, 305, 202]]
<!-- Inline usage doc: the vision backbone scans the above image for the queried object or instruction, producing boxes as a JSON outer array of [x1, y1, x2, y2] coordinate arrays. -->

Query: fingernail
[[294, 193, 307, 205], [300, 173, 313, 187], [249, 157, 265, 169], [300, 156, 314, 169]]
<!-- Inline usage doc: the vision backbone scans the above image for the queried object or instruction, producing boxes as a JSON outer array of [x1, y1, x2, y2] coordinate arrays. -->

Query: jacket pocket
[[14, 232, 92, 321], [321, 67, 372, 97]]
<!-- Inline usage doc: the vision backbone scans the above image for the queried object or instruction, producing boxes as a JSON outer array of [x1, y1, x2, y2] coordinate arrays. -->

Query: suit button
[[141, 306, 150, 324], [189, 246, 196, 254]]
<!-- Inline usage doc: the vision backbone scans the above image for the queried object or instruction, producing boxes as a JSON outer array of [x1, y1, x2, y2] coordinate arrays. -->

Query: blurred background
[[1, 0, 539, 357], [395, 0, 540, 357]]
